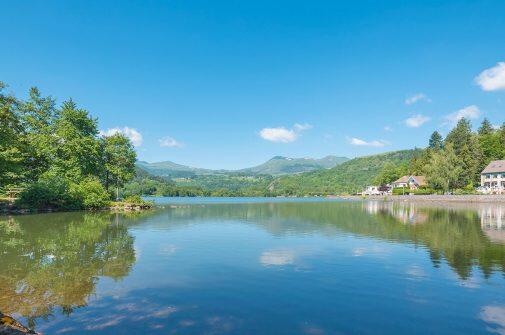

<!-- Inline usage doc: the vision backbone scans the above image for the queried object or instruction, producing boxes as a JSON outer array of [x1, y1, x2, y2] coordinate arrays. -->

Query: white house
[[480, 160, 505, 194], [391, 176, 427, 190]]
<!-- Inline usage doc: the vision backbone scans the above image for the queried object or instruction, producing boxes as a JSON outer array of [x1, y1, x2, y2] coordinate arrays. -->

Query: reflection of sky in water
[[3, 200, 505, 334]]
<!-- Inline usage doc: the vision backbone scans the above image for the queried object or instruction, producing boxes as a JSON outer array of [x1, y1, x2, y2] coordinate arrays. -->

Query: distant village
[[361, 160, 505, 196]]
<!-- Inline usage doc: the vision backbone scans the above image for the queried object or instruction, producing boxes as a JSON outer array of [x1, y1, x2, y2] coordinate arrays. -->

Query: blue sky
[[1, 1, 505, 169]]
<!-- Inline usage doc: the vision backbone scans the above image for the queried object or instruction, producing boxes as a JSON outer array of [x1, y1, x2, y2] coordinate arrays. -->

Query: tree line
[[0, 82, 136, 209], [375, 118, 505, 192]]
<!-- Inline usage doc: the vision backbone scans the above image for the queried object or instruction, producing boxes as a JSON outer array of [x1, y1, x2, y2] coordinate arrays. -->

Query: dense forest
[[0, 82, 137, 210]]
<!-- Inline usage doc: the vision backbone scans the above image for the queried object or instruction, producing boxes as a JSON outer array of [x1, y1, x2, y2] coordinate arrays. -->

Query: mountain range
[[137, 155, 349, 178]]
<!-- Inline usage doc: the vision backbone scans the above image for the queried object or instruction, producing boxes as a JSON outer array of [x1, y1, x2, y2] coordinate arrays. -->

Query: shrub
[[123, 195, 151, 206], [392, 187, 435, 195], [16, 176, 79, 210], [70, 177, 111, 209]]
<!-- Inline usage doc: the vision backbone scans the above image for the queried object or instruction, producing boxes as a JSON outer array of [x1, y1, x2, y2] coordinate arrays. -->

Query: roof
[[392, 175, 427, 186], [482, 160, 505, 174], [410, 176, 427, 186], [393, 176, 409, 184]]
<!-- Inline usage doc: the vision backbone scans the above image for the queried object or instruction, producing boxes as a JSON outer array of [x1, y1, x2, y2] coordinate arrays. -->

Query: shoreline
[[345, 194, 505, 203], [0, 201, 153, 216]]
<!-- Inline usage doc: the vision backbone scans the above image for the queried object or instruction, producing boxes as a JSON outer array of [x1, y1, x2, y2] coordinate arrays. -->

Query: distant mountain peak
[[137, 155, 349, 178]]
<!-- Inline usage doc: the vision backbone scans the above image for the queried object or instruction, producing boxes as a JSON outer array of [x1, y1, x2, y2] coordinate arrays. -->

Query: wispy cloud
[[293, 123, 313, 131], [100, 126, 143, 147], [405, 93, 431, 105], [348, 137, 389, 147], [444, 105, 481, 126], [383, 126, 393, 132], [259, 123, 312, 143], [159, 136, 183, 148], [475, 62, 505, 91], [405, 114, 430, 128]]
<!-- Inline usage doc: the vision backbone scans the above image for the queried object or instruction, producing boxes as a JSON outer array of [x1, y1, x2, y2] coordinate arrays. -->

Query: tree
[[426, 144, 462, 192], [374, 162, 407, 185], [444, 118, 482, 187], [0, 82, 26, 187], [102, 133, 136, 199], [445, 118, 472, 155], [50, 100, 101, 181], [19, 87, 58, 182], [428, 131, 443, 150], [478, 118, 494, 136]]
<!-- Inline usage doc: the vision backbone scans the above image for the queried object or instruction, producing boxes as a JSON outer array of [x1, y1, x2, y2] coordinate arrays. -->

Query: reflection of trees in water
[[158, 202, 505, 279], [0, 212, 136, 327]]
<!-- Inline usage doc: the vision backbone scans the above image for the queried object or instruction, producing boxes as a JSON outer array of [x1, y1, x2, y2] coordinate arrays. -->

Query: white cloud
[[293, 123, 313, 131], [100, 126, 143, 147], [259, 127, 297, 143], [405, 114, 430, 128], [348, 137, 389, 147], [405, 93, 431, 105], [444, 105, 481, 126], [159, 136, 183, 148], [475, 62, 505, 91], [259, 123, 312, 143], [383, 126, 393, 132]]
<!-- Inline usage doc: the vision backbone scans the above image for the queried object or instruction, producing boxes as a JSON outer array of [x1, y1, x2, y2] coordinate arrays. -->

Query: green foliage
[[16, 176, 79, 210], [102, 133, 136, 192], [426, 144, 462, 192], [70, 177, 111, 209], [0, 82, 27, 186], [374, 161, 408, 185], [271, 150, 421, 195], [428, 131, 443, 150], [478, 118, 493, 135], [392, 187, 435, 195], [1, 82, 137, 210]]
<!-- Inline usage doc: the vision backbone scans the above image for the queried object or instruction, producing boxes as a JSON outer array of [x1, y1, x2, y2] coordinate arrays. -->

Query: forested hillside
[[268, 150, 422, 195]]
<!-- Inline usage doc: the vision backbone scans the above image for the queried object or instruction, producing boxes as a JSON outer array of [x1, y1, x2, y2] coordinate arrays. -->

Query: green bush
[[123, 195, 151, 206], [16, 176, 79, 210], [70, 177, 111, 209], [392, 187, 435, 195]]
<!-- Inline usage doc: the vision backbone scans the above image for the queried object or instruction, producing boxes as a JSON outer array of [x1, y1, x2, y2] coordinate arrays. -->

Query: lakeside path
[[342, 194, 505, 203]]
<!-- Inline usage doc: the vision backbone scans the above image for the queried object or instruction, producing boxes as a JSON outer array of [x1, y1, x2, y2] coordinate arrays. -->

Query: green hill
[[239, 155, 349, 175], [268, 149, 421, 195], [136, 160, 221, 178], [136, 155, 348, 178]]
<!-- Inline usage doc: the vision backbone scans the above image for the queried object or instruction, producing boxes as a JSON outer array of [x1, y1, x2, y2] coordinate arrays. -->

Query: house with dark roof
[[480, 160, 505, 194]]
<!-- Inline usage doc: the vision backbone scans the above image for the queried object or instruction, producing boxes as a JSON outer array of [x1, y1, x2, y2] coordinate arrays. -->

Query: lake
[[2, 198, 505, 334]]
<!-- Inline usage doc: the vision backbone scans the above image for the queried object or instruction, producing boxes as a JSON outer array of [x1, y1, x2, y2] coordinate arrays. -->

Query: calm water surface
[[2, 198, 505, 334]]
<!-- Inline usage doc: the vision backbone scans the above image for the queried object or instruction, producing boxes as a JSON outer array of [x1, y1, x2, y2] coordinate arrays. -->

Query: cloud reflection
[[260, 249, 295, 266], [480, 305, 505, 335]]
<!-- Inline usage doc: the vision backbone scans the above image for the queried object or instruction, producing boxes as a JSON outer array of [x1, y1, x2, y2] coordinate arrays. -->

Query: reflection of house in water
[[480, 206, 505, 243], [363, 201, 428, 224]]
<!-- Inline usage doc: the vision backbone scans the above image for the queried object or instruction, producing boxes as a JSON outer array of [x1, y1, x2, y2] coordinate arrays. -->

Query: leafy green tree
[[478, 118, 494, 136], [70, 177, 110, 209], [428, 131, 443, 150], [19, 87, 57, 182], [102, 133, 136, 199], [444, 118, 483, 187], [50, 100, 101, 181], [426, 144, 462, 192], [445, 118, 472, 155], [0, 82, 26, 187], [374, 162, 407, 185]]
